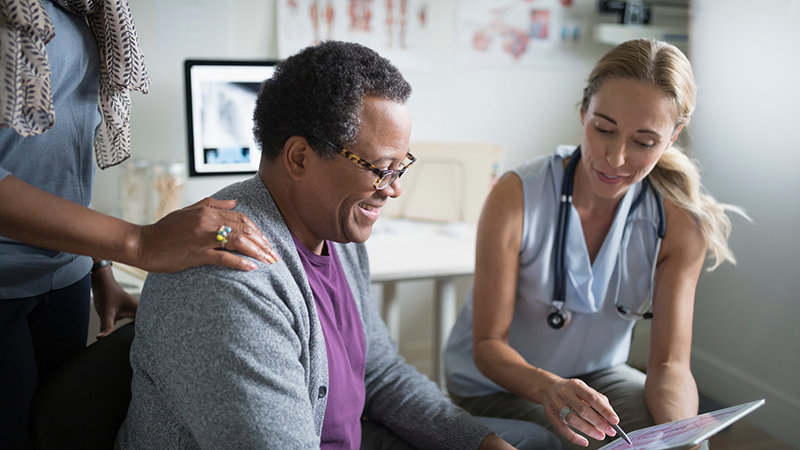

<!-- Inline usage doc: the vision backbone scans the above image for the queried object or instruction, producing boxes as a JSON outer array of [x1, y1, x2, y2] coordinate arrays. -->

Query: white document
[[598, 399, 765, 450]]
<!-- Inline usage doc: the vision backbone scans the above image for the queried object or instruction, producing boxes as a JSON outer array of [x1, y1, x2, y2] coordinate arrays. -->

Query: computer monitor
[[184, 60, 277, 177]]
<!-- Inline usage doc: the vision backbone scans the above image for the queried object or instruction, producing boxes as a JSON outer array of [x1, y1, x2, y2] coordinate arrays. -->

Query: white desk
[[365, 219, 476, 388]]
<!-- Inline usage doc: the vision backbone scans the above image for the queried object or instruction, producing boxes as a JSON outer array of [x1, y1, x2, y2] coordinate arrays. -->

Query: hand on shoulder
[[132, 197, 280, 273]]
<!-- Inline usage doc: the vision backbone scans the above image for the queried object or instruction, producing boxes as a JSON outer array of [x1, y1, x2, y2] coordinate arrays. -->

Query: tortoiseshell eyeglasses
[[322, 139, 416, 190]]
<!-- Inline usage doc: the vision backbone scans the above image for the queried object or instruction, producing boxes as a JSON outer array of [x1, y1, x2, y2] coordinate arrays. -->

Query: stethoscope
[[547, 147, 666, 329]]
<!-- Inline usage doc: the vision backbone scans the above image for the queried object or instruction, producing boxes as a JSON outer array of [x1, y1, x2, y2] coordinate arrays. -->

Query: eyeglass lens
[[376, 172, 400, 190], [375, 156, 412, 189]]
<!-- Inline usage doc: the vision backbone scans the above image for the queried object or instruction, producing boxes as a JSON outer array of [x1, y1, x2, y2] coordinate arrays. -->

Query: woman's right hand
[[542, 377, 621, 447], [133, 197, 279, 273]]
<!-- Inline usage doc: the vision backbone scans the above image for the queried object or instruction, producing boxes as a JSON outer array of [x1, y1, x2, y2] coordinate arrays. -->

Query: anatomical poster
[[455, 0, 594, 68], [278, 0, 433, 69]]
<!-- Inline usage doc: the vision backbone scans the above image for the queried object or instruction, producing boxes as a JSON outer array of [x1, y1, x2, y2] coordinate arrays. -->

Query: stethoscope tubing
[[553, 148, 582, 310], [549, 147, 665, 328]]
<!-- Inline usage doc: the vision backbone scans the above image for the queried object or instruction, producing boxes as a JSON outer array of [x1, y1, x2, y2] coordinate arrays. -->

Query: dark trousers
[[0, 275, 91, 450]]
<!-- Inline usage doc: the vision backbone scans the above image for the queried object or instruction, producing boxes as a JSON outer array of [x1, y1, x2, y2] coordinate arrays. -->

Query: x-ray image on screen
[[199, 81, 261, 164], [203, 147, 251, 165], [185, 61, 276, 176]]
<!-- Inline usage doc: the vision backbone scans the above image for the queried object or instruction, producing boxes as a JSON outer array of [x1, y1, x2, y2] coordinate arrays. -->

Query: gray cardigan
[[116, 176, 493, 449]]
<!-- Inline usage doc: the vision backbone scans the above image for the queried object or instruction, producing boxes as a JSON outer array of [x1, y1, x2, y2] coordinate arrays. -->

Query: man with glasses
[[116, 41, 560, 450]]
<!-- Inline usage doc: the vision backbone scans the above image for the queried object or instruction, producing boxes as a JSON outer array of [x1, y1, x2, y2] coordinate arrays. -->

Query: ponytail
[[649, 146, 748, 270]]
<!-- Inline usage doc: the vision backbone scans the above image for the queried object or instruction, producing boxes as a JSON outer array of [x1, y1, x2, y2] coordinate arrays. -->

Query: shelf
[[593, 23, 688, 48]]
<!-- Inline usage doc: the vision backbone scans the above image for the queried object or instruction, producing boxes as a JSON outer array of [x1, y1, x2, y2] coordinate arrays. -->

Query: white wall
[[689, 1, 800, 447], [92, 0, 606, 216]]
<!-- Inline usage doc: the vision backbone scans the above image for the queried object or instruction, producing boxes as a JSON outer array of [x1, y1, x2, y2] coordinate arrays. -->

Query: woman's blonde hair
[[582, 39, 746, 270]]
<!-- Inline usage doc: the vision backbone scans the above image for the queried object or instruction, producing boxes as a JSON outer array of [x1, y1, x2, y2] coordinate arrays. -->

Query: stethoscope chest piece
[[547, 309, 572, 329]]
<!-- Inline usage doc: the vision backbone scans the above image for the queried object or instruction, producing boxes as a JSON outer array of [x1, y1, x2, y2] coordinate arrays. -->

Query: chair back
[[29, 323, 135, 450]]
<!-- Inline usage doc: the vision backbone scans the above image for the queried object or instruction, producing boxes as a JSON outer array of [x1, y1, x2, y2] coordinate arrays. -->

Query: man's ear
[[283, 136, 312, 181]]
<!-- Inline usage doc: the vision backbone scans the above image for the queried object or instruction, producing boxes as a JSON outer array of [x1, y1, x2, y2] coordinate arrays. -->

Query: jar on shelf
[[120, 159, 153, 225], [152, 162, 186, 222]]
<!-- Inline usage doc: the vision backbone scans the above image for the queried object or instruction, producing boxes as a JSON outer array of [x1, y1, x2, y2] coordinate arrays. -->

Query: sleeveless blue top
[[445, 146, 662, 397]]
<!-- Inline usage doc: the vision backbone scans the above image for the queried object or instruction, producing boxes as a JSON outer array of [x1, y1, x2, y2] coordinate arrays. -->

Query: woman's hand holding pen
[[541, 377, 621, 447]]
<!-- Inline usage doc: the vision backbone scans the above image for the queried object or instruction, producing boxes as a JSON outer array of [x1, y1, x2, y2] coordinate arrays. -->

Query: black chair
[[29, 322, 135, 450]]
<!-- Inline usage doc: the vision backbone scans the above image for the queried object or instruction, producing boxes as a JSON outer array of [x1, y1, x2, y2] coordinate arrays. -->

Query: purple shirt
[[292, 234, 367, 450]]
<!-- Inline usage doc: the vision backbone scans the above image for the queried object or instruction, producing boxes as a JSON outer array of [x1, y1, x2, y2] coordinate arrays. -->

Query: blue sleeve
[[1, 125, 15, 182]]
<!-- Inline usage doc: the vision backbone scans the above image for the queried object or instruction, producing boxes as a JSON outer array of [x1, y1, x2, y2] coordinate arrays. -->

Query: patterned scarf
[[0, 0, 150, 169]]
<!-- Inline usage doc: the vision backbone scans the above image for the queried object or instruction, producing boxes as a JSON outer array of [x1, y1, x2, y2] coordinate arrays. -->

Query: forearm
[[0, 175, 141, 264], [473, 338, 559, 404], [644, 199, 705, 425], [361, 301, 493, 450], [90, 259, 116, 288], [90, 257, 139, 338], [478, 433, 516, 450], [475, 337, 621, 447], [644, 361, 699, 424], [0, 175, 276, 273]]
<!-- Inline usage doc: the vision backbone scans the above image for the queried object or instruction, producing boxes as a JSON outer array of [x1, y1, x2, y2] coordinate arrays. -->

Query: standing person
[[116, 40, 561, 450], [0, 2, 277, 449], [444, 39, 744, 450]]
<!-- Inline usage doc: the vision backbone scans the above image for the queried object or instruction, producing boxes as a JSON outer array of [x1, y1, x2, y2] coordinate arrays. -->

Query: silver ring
[[559, 406, 574, 424]]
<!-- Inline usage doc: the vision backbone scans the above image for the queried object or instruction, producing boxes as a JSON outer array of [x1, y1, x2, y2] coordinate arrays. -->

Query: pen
[[608, 420, 632, 445], [591, 406, 632, 445]]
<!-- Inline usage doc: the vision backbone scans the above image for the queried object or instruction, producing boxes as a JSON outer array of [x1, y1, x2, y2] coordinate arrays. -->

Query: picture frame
[[184, 60, 277, 177]]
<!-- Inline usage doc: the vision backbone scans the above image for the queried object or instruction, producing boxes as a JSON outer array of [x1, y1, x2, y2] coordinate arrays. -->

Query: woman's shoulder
[[512, 145, 574, 180], [659, 198, 707, 265]]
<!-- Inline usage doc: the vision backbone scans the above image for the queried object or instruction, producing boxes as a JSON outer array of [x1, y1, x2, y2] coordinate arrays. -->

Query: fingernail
[[266, 255, 275, 265], [246, 261, 257, 270]]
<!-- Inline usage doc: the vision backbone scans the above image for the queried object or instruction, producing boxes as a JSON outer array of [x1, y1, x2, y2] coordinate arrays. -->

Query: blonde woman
[[444, 39, 743, 450]]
